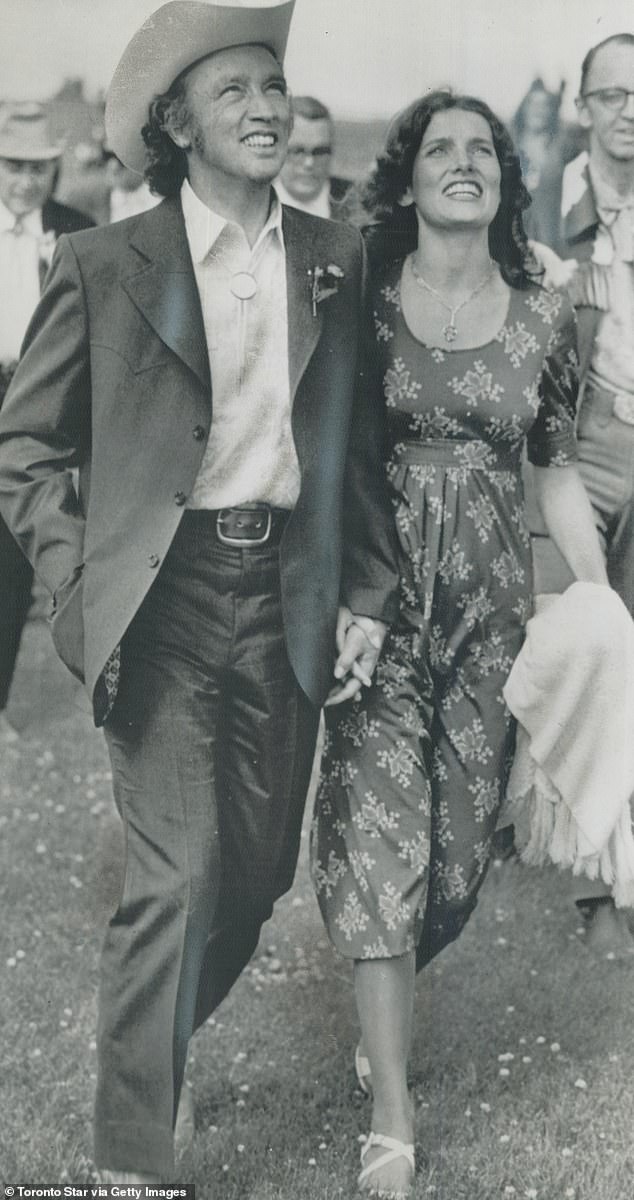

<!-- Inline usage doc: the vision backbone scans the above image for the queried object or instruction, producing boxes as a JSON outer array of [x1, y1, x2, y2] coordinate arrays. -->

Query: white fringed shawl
[[503, 583, 634, 908]]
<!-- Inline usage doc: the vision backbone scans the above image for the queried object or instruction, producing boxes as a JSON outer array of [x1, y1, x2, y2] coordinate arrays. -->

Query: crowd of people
[[0, 1, 633, 1194]]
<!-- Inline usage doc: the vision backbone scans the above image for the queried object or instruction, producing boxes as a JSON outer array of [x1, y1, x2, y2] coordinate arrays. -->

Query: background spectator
[[275, 95, 355, 219], [0, 101, 92, 744]]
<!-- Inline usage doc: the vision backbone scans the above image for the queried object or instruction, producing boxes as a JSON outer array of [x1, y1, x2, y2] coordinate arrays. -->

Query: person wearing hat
[[0, 101, 93, 744], [0, 0, 398, 1182]]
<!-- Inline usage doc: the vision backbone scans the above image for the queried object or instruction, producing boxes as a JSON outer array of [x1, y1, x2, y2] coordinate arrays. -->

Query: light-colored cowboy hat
[[0, 102, 64, 161], [106, 0, 295, 173]]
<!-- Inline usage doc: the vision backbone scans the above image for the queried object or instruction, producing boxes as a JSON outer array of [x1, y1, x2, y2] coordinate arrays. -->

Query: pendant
[[442, 322, 458, 344], [230, 271, 257, 301]]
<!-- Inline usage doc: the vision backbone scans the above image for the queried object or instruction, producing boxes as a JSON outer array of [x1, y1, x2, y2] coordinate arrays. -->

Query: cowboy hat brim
[[0, 101, 64, 160], [105, 0, 295, 173], [0, 140, 62, 161]]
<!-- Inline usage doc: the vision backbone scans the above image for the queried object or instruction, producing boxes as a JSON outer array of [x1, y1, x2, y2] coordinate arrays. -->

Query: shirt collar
[[562, 155, 601, 244], [274, 178, 331, 219], [181, 177, 283, 264], [588, 161, 634, 214], [0, 199, 43, 237]]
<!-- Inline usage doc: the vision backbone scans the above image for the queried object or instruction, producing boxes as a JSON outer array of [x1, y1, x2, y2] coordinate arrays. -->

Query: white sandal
[[358, 1131, 415, 1196], [354, 1042, 373, 1096]]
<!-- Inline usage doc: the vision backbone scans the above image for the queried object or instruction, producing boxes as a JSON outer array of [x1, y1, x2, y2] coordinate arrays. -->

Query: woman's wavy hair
[[141, 73, 191, 197], [363, 90, 535, 288]]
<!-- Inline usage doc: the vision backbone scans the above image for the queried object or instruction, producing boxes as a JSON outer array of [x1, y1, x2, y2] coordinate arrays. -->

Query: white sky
[[1, 0, 632, 121]]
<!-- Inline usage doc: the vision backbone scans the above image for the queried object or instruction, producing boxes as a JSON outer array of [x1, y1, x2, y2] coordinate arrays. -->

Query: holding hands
[[325, 606, 388, 706]]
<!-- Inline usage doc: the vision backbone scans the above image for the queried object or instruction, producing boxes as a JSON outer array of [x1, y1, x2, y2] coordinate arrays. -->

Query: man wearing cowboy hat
[[0, 101, 92, 744], [0, 0, 398, 1181]]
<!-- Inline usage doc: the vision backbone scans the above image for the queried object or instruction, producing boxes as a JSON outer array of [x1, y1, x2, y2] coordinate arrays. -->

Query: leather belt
[[213, 504, 290, 547]]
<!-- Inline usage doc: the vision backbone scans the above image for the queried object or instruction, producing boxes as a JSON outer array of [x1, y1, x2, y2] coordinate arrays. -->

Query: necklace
[[408, 254, 496, 344]]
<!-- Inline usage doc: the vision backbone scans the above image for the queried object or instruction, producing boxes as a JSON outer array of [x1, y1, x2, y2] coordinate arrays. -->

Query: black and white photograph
[[1, 1, 633, 1196]]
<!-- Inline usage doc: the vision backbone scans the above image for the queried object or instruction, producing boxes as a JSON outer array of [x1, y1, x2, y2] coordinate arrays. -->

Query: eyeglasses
[[286, 145, 332, 160], [581, 88, 634, 111]]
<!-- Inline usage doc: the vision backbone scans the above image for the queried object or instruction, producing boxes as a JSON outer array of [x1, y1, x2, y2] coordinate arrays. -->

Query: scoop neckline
[[395, 259, 516, 354]]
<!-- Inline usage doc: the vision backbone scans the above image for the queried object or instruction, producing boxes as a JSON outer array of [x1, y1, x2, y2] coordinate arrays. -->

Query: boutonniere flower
[[308, 263, 345, 317], [38, 230, 57, 268]]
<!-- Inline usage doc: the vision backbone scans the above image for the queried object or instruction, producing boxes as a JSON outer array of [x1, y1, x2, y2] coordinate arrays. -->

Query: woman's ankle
[[371, 1096, 414, 1141]]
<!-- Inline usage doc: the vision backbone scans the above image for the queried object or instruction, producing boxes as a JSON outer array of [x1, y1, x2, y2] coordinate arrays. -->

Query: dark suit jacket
[[0, 195, 398, 724], [0, 199, 93, 405], [558, 159, 603, 381], [42, 197, 94, 238]]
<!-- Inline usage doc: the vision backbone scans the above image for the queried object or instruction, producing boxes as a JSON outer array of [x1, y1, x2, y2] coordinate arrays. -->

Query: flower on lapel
[[38, 230, 57, 268], [308, 262, 345, 317]]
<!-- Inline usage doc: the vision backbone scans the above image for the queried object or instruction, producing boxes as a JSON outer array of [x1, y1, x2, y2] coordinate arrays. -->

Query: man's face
[[578, 42, 634, 162], [0, 157, 57, 216], [279, 115, 333, 202], [179, 44, 291, 189]]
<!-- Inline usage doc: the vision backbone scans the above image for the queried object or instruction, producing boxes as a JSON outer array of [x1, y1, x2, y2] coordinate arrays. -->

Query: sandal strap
[[359, 1132, 415, 1180]]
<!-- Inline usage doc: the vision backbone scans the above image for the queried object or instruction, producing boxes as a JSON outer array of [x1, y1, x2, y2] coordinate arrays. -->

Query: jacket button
[[148, 554, 160, 568], [193, 425, 206, 441], [174, 491, 186, 505]]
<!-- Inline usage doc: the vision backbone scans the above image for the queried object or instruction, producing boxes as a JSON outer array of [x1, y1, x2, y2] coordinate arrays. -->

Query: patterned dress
[[311, 264, 579, 966]]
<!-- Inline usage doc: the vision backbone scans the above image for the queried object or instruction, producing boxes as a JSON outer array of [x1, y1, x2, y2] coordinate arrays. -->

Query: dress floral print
[[311, 266, 579, 966]]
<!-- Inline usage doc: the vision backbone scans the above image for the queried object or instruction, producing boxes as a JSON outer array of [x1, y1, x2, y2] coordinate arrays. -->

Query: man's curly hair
[[141, 74, 191, 197], [363, 90, 535, 288]]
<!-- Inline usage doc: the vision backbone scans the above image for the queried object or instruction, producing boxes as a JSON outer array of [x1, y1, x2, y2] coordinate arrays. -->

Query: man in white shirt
[[104, 152, 161, 224], [275, 95, 354, 219], [0, 1, 398, 1181], [0, 102, 92, 742], [528, 34, 634, 954]]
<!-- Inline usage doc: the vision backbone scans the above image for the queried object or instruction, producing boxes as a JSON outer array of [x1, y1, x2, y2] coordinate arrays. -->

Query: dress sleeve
[[526, 291, 579, 468]]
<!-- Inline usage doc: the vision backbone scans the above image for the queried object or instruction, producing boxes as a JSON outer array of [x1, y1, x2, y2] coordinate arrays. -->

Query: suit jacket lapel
[[123, 196, 210, 391], [283, 206, 323, 400], [563, 163, 600, 251]]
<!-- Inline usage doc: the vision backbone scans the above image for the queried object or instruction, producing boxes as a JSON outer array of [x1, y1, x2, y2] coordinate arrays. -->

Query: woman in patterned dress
[[311, 91, 608, 1198]]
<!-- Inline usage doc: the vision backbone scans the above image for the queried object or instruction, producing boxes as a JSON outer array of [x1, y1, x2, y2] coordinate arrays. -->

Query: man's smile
[[241, 131, 278, 149]]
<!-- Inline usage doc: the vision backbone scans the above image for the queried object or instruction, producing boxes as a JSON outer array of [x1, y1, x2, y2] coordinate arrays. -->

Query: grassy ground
[[1, 616, 633, 1199]]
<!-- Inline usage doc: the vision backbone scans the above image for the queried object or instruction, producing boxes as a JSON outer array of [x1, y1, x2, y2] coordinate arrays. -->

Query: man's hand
[[325, 606, 388, 706]]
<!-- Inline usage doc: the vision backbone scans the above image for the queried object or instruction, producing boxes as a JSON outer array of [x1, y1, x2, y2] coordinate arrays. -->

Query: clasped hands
[[325, 605, 388, 706]]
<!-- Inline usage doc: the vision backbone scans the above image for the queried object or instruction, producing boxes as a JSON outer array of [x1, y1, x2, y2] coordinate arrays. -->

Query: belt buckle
[[613, 393, 634, 426], [216, 506, 272, 546]]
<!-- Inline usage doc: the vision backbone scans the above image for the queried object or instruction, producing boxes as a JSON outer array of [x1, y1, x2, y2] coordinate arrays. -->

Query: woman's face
[[407, 107, 502, 233]]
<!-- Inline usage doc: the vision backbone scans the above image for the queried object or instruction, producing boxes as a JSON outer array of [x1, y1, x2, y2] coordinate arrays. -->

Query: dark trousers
[[95, 512, 319, 1175], [0, 514, 33, 710]]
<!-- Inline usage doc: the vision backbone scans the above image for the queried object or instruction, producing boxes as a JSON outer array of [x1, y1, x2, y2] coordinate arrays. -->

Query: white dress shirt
[[0, 200, 43, 363], [275, 178, 331, 219], [181, 178, 299, 510], [109, 182, 161, 224]]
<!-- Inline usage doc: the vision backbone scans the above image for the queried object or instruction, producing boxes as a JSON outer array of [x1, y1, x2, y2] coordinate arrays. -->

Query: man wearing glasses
[[275, 95, 354, 219], [530, 33, 634, 953]]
